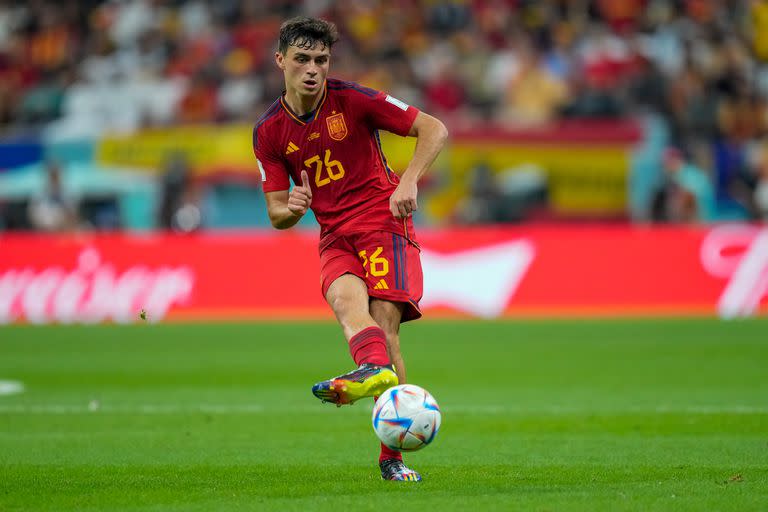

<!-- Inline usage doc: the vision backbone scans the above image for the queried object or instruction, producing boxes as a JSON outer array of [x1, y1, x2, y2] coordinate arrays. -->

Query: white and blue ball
[[372, 384, 441, 451]]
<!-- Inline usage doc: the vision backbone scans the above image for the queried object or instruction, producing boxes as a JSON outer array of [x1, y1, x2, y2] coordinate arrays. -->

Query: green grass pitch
[[1, 319, 766, 511]]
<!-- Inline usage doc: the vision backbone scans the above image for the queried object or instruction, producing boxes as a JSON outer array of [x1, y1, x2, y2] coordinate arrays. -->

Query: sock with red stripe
[[348, 326, 390, 366]]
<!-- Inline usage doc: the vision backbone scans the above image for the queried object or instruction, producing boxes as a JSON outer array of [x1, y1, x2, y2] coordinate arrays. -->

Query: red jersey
[[253, 79, 420, 249]]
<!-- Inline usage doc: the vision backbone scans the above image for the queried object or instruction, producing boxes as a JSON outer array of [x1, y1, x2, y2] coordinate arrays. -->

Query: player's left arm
[[390, 112, 448, 219]]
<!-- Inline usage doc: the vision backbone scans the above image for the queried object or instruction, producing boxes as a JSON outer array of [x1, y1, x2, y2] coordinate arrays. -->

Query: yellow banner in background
[[377, 131, 417, 173], [96, 124, 256, 175], [95, 123, 630, 217], [438, 143, 630, 217], [96, 124, 418, 178]]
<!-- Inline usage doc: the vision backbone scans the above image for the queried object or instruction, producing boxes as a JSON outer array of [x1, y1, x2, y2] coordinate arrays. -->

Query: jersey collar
[[280, 83, 328, 126]]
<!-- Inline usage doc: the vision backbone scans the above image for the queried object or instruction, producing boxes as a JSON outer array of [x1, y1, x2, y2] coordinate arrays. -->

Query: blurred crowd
[[2, 0, 768, 225]]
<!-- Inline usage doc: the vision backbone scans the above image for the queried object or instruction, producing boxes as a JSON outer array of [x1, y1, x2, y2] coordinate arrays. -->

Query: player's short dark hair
[[278, 16, 339, 54]]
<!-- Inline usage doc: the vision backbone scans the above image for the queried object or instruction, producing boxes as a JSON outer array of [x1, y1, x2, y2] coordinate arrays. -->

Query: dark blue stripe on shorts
[[392, 233, 401, 290], [393, 234, 408, 293], [400, 237, 409, 293]]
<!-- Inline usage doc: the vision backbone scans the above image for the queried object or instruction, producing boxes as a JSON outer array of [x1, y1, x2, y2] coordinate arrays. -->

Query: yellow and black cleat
[[312, 363, 398, 405]]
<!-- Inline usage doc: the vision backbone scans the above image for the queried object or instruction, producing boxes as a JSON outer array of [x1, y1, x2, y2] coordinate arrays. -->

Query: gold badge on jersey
[[326, 112, 348, 141]]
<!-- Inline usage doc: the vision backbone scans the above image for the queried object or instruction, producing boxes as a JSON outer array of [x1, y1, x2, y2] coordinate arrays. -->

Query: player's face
[[276, 44, 330, 97]]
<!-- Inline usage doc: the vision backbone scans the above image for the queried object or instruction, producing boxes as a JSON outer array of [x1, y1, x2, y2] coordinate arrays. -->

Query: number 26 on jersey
[[305, 149, 345, 188]]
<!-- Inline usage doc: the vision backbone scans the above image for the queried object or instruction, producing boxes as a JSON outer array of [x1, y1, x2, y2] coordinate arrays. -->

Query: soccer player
[[253, 17, 447, 482]]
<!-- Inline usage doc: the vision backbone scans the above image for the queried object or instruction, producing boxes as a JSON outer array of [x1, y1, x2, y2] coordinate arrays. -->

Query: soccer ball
[[372, 384, 441, 451]]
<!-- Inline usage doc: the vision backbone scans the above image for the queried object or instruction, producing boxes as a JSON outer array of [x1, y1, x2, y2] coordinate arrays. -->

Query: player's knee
[[328, 293, 364, 319]]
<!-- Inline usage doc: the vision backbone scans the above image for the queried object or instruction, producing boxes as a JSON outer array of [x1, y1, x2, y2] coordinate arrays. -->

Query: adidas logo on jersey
[[285, 142, 300, 155], [373, 279, 389, 290]]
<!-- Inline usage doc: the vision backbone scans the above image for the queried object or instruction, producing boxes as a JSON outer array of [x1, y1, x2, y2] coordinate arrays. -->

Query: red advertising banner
[[1, 225, 767, 324]]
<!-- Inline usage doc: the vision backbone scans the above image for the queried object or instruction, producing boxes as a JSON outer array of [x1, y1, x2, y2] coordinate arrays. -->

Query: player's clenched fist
[[390, 179, 418, 219], [288, 170, 313, 216]]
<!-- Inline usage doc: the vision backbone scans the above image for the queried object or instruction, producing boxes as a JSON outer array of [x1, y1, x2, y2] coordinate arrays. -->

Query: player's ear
[[275, 51, 285, 70]]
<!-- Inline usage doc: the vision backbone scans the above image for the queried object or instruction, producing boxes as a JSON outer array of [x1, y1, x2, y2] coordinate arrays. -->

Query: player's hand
[[287, 170, 312, 217], [390, 179, 418, 219]]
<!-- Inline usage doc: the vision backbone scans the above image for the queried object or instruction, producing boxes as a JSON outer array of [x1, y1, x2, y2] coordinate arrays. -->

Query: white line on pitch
[[0, 404, 266, 414], [0, 380, 24, 396], [0, 404, 766, 415], [452, 404, 768, 414]]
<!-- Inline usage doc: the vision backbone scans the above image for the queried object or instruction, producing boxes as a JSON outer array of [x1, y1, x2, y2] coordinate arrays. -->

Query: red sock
[[374, 396, 402, 462], [379, 442, 402, 463], [348, 326, 390, 366]]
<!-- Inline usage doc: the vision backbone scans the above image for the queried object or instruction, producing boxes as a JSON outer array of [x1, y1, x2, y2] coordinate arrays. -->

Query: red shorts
[[320, 231, 423, 322]]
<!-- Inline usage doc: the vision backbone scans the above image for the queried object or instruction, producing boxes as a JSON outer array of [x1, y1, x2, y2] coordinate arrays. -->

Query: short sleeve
[[253, 124, 290, 193], [352, 86, 419, 136]]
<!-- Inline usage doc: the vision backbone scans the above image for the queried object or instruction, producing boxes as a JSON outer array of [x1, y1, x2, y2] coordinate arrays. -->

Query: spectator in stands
[[27, 160, 79, 231], [17, 68, 65, 125], [501, 42, 569, 125], [667, 64, 718, 148], [660, 147, 716, 223], [157, 153, 203, 232], [176, 70, 219, 124], [454, 162, 506, 224], [217, 48, 262, 122], [753, 143, 768, 221]]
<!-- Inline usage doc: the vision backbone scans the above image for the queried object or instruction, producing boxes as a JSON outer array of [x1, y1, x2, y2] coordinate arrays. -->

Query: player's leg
[[366, 233, 424, 482], [319, 240, 393, 365], [370, 299, 407, 384], [365, 233, 423, 388], [355, 231, 423, 391], [369, 297, 421, 481], [326, 274, 382, 344], [311, 270, 398, 405]]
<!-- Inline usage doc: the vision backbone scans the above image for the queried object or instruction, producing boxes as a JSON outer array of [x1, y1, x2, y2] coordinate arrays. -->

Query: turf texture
[[0, 319, 766, 511]]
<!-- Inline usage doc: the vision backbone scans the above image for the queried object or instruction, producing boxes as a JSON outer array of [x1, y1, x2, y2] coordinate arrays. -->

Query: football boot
[[312, 363, 398, 406], [379, 458, 422, 482]]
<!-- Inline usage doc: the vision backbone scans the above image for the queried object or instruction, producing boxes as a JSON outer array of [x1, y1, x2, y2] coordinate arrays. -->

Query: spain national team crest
[[326, 112, 348, 141]]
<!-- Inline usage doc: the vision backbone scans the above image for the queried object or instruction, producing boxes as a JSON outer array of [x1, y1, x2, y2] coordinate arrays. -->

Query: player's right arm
[[264, 170, 312, 229], [254, 122, 313, 230]]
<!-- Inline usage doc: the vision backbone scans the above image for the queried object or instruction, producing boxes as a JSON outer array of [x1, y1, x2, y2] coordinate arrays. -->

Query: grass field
[[1, 319, 767, 511]]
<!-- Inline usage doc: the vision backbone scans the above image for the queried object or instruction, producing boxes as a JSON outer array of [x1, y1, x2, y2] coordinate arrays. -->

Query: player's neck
[[283, 84, 325, 116]]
